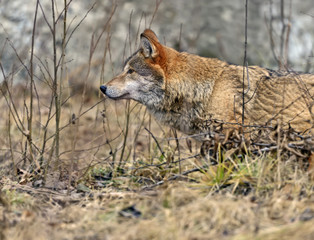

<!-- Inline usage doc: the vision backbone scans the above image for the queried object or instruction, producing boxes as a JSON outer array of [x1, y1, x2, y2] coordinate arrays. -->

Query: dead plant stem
[[242, 0, 248, 135], [51, 0, 61, 171], [145, 127, 165, 159], [118, 101, 131, 170], [27, 0, 40, 169]]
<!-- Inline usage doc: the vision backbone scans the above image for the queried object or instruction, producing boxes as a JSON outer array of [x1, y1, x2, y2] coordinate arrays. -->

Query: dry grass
[[0, 87, 313, 239], [0, 1, 313, 239], [0, 173, 313, 240]]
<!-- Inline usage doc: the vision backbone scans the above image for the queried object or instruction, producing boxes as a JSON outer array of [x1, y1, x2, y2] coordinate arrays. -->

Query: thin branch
[[7, 40, 32, 78], [266, 0, 280, 68], [28, 0, 40, 168], [144, 127, 165, 158], [149, 0, 162, 28], [64, 2, 97, 50], [55, 0, 73, 24], [0, 63, 26, 135], [242, 0, 248, 128], [178, 23, 183, 51], [280, 0, 286, 65], [46, 99, 105, 143], [141, 167, 203, 190], [38, 1, 53, 34]]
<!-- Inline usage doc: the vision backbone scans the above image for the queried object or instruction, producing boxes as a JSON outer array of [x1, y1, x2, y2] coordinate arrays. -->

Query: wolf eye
[[127, 69, 135, 74]]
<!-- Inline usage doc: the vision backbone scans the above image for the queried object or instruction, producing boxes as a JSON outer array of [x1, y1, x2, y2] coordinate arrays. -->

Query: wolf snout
[[100, 85, 107, 94]]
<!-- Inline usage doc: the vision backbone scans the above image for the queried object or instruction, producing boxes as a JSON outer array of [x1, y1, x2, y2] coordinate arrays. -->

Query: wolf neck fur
[[146, 52, 225, 134]]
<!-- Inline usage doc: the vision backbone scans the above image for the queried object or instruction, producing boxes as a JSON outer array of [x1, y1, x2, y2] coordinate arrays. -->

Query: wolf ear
[[140, 29, 159, 58], [140, 36, 156, 58]]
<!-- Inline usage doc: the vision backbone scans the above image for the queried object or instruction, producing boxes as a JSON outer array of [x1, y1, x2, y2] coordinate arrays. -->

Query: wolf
[[100, 29, 314, 139]]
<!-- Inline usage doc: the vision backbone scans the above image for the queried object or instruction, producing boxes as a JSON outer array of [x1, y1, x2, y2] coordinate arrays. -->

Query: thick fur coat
[[100, 29, 314, 137]]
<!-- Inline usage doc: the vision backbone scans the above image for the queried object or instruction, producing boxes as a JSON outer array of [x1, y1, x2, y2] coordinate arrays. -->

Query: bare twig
[[178, 23, 183, 51], [55, 0, 73, 24], [0, 63, 27, 137], [64, 2, 97, 50], [144, 127, 165, 158], [149, 0, 162, 28], [172, 129, 182, 174], [242, 0, 248, 129], [27, 0, 40, 169], [46, 99, 105, 143], [266, 0, 280, 68], [38, 1, 53, 34], [280, 0, 286, 65], [284, 0, 292, 68], [141, 167, 203, 190], [51, 0, 61, 168]]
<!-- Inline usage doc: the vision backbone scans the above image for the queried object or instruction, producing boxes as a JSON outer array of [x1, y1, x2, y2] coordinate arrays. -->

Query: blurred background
[[0, 2, 313, 239], [1, 0, 314, 86]]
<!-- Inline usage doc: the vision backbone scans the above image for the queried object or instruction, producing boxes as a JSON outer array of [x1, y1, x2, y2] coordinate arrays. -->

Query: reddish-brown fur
[[100, 29, 314, 138]]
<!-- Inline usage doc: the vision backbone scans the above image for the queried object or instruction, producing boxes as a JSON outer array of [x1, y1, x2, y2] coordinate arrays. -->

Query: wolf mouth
[[106, 93, 130, 100]]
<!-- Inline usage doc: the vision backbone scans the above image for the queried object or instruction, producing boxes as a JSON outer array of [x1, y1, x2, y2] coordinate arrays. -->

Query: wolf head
[[100, 29, 168, 108]]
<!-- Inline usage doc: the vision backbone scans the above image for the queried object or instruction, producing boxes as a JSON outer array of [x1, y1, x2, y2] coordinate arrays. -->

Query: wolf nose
[[100, 85, 107, 94]]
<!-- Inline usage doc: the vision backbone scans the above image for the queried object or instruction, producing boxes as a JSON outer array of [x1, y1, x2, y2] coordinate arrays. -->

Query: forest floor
[[0, 86, 314, 240]]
